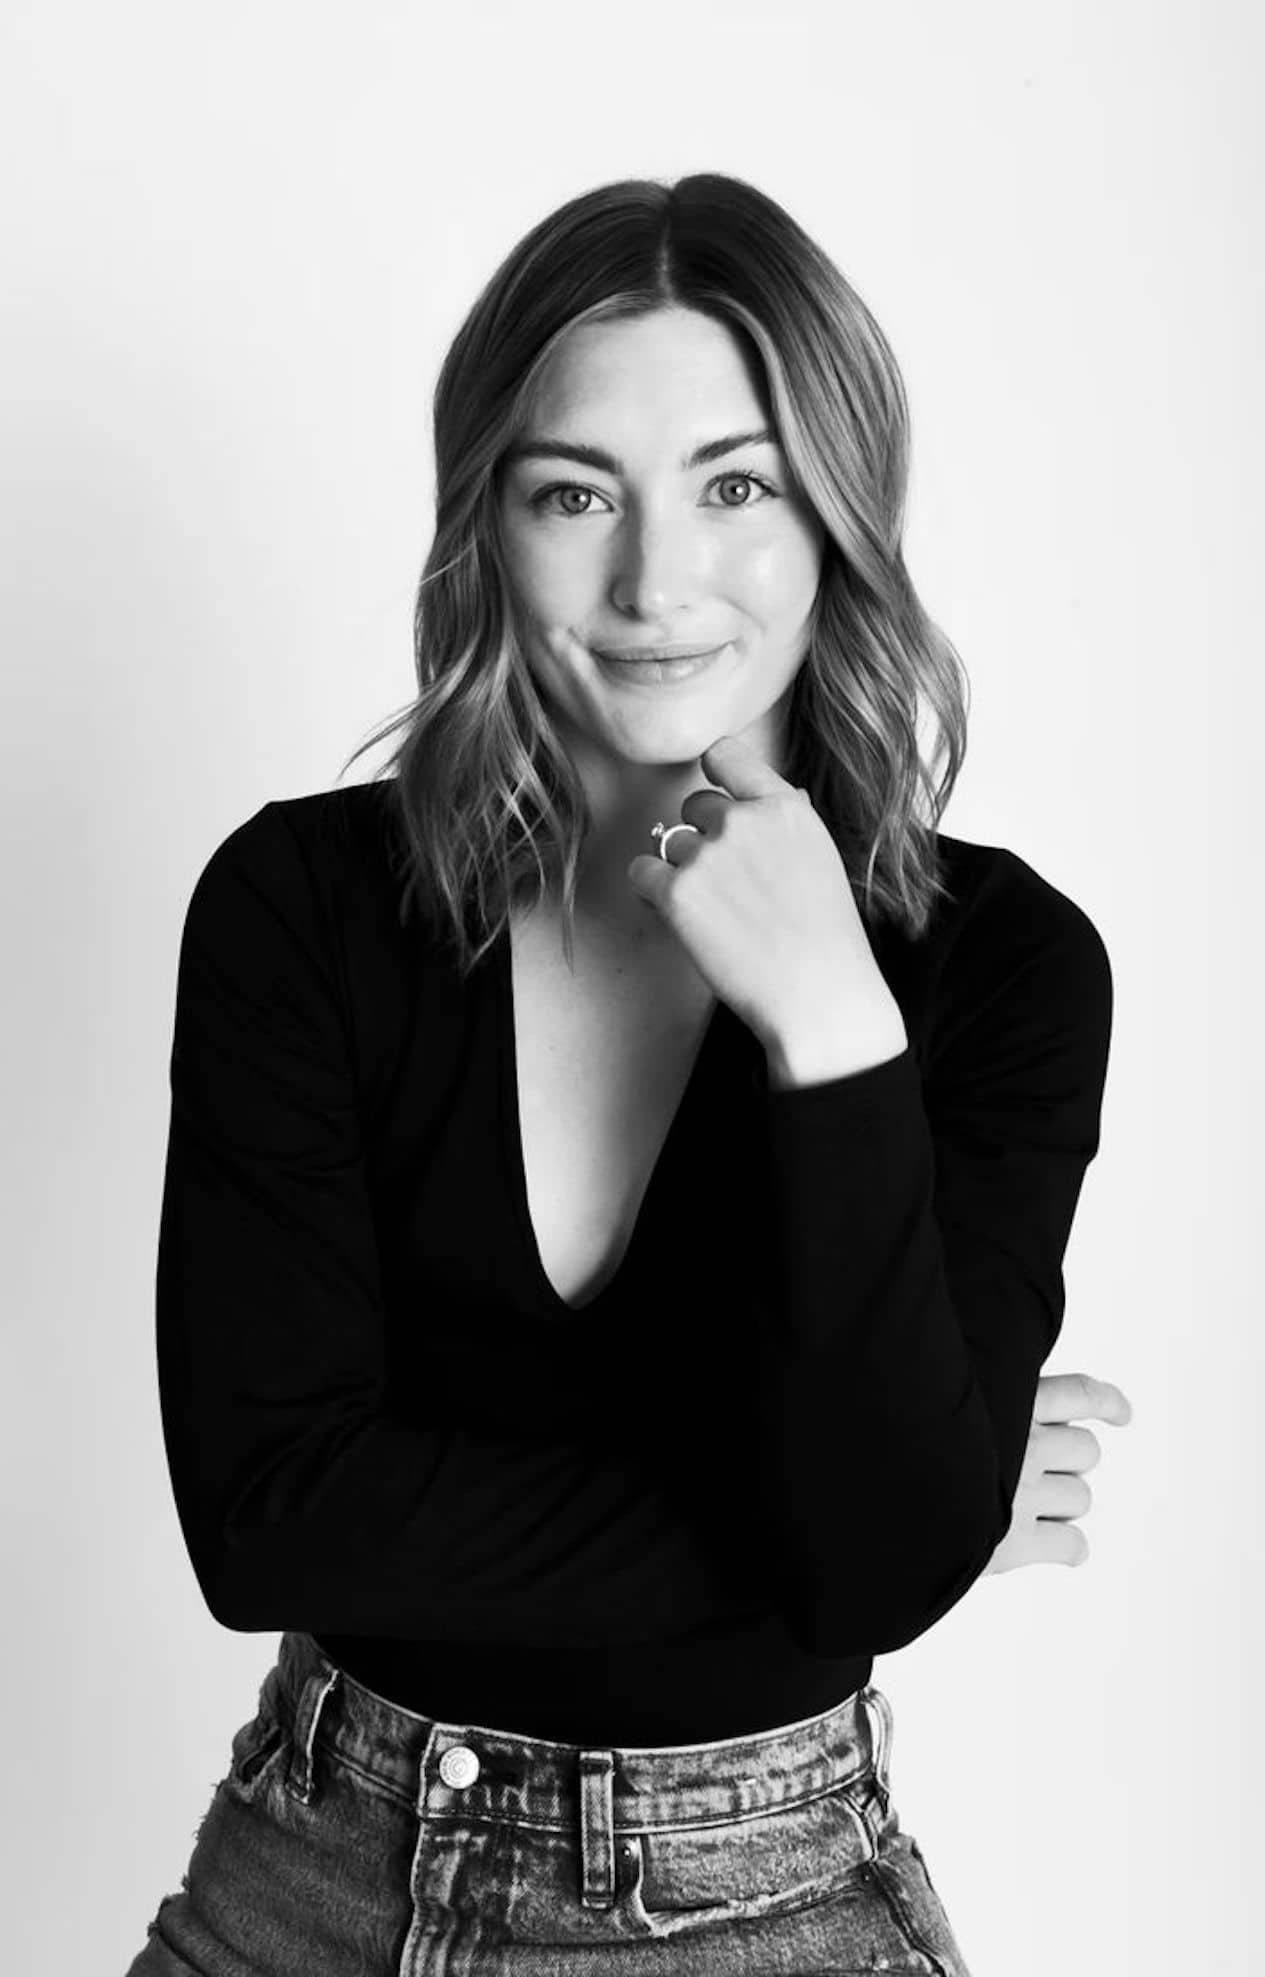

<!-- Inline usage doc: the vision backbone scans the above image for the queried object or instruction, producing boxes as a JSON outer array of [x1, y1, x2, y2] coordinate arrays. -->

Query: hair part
[[341, 173, 968, 977]]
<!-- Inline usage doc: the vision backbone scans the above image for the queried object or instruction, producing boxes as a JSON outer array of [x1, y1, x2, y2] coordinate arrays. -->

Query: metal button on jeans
[[439, 1746, 480, 1788]]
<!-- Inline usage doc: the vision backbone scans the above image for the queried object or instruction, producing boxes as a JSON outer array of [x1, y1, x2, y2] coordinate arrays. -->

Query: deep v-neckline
[[494, 918, 728, 1318]]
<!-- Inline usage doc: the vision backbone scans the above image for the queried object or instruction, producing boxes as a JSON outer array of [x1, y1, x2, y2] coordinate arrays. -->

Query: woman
[[129, 174, 1129, 1974]]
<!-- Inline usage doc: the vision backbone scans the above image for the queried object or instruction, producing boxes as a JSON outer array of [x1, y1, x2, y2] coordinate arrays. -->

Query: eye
[[527, 468, 779, 517], [708, 470, 778, 508]]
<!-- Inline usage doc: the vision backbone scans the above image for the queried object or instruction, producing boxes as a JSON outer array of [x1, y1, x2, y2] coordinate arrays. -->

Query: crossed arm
[[162, 804, 1124, 1650]]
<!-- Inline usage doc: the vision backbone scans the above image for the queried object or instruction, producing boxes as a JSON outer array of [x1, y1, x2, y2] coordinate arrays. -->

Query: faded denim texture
[[126, 1629, 972, 1974]]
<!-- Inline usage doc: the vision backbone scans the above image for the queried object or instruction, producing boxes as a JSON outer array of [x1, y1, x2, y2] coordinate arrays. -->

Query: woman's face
[[496, 307, 826, 779]]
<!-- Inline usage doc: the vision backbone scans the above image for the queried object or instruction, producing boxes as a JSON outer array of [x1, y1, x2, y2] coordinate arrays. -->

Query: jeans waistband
[[266, 1630, 892, 1835]]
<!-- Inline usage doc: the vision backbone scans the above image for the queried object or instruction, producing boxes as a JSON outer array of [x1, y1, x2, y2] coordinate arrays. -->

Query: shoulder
[[917, 830, 1114, 1096], [932, 831, 1112, 994], [186, 781, 399, 927]]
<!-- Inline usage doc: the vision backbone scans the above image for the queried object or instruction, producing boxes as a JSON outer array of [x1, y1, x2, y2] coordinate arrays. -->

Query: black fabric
[[155, 780, 1113, 1742]]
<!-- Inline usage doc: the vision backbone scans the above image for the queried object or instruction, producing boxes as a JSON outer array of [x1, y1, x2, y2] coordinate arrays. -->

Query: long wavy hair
[[341, 173, 969, 977]]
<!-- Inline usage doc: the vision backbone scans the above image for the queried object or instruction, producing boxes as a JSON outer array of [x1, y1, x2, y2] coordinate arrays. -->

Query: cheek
[[724, 524, 822, 619], [504, 533, 589, 620]]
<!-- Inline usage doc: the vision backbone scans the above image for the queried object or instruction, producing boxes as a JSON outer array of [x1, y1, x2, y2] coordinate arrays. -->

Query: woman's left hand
[[984, 1372, 1134, 1574], [625, 734, 899, 1054]]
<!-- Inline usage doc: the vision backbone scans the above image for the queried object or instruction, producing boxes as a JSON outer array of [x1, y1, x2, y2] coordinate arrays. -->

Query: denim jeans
[[125, 1628, 972, 1974]]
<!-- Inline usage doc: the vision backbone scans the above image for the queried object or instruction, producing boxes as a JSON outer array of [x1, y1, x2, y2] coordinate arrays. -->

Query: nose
[[608, 511, 706, 619]]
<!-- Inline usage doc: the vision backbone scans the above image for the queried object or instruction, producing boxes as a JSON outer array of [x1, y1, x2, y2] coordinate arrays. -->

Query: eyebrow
[[503, 426, 780, 475]]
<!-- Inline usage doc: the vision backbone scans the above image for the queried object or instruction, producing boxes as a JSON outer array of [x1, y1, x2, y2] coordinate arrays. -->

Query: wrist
[[764, 999, 908, 1091]]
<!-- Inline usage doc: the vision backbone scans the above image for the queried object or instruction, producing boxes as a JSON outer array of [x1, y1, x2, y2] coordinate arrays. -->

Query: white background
[[2, 2, 1260, 1971]]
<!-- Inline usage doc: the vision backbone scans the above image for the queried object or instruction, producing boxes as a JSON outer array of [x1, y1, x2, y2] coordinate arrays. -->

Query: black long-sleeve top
[[155, 780, 1113, 1744]]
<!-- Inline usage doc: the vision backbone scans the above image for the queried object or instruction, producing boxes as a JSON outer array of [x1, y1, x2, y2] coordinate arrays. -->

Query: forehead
[[525, 309, 770, 428]]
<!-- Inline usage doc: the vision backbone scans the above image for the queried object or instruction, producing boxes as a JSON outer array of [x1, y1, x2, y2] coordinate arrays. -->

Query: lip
[[592, 641, 730, 685], [592, 642, 728, 662]]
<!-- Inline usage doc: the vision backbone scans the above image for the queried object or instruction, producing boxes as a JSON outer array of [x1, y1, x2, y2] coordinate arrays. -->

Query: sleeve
[[746, 852, 1114, 1657], [156, 802, 766, 1649]]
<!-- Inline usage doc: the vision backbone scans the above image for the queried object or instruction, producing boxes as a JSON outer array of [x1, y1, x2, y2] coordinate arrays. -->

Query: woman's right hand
[[985, 1372, 1133, 1574]]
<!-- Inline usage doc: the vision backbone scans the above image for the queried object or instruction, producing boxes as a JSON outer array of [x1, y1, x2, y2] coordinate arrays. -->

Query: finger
[[1026, 1471, 1093, 1519], [1028, 1422, 1103, 1473], [699, 733, 797, 800], [638, 822, 707, 878], [987, 1517, 1089, 1574], [1033, 1372, 1133, 1427], [625, 854, 677, 910], [1032, 1518, 1091, 1567], [678, 788, 735, 836]]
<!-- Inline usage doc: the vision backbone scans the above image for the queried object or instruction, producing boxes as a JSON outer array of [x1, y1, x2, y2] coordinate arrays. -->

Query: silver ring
[[649, 821, 701, 863]]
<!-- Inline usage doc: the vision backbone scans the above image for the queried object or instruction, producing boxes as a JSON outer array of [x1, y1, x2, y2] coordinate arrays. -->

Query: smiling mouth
[[592, 643, 727, 662], [590, 641, 731, 686]]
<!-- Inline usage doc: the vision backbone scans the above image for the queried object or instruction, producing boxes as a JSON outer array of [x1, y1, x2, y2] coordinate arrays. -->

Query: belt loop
[[578, 1750, 616, 1909], [863, 1683, 893, 1823], [283, 1661, 342, 1806]]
